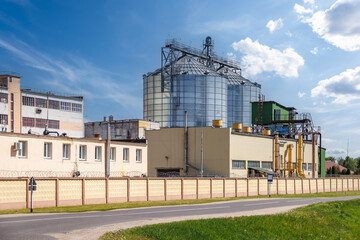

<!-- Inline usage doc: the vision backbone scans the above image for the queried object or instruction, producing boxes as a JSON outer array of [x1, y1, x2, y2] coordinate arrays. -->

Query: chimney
[[109, 115, 114, 122]]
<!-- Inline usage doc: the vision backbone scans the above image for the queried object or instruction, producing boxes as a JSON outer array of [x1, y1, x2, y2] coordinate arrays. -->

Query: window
[[63, 144, 70, 159], [232, 160, 245, 169], [1, 78, 7, 88], [95, 146, 101, 161], [18, 141, 26, 157], [308, 163, 313, 170], [0, 114, 8, 124], [136, 149, 142, 163], [110, 147, 115, 161], [115, 128, 122, 136], [0, 93, 7, 103], [44, 143, 52, 159], [22, 96, 34, 106], [36, 118, 47, 128], [22, 117, 34, 127], [48, 100, 59, 109], [36, 98, 47, 108], [123, 148, 129, 162], [79, 145, 86, 160], [60, 102, 71, 111], [10, 93, 13, 101], [72, 103, 82, 112], [11, 102, 13, 110], [262, 161, 272, 169], [48, 120, 59, 129], [274, 109, 281, 121], [302, 163, 307, 171], [248, 161, 260, 168]]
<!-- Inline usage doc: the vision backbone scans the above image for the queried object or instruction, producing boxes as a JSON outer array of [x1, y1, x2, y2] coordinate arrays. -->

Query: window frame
[[248, 160, 260, 168], [136, 149, 142, 163], [18, 141, 27, 158], [232, 160, 246, 169], [63, 144, 70, 160], [110, 147, 116, 162], [95, 146, 101, 162], [36, 98, 47, 108], [44, 142, 52, 159], [123, 148, 129, 162], [261, 161, 272, 169], [72, 103, 82, 113], [79, 145, 86, 161]]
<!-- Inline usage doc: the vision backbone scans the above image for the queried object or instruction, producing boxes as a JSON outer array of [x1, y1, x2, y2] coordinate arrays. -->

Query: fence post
[[55, 178, 59, 207], [127, 178, 130, 202], [210, 178, 213, 199], [309, 179, 311, 194], [276, 178, 279, 195], [26, 178, 30, 208], [247, 178, 249, 197], [146, 178, 149, 201], [105, 178, 109, 204], [164, 178, 167, 201], [223, 178, 226, 198], [82, 178, 85, 205], [257, 178, 260, 196], [181, 178, 184, 200], [235, 179, 238, 197], [285, 179, 288, 195], [196, 178, 199, 199]]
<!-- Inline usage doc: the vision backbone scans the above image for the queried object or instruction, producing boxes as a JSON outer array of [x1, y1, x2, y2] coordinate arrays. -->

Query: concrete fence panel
[[225, 179, 236, 197], [129, 179, 146, 202], [108, 179, 127, 203], [85, 179, 106, 205], [33, 180, 56, 208], [183, 179, 197, 199], [248, 179, 258, 196], [318, 179, 324, 193], [198, 179, 210, 199], [259, 179, 267, 195], [310, 179, 317, 193], [211, 179, 223, 198], [278, 179, 286, 194], [270, 179, 277, 195], [166, 179, 181, 200], [237, 179, 247, 196], [58, 179, 82, 206], [295, 179, 302, 194], [0, 180, 27, 210], [287, 180, 294, 194], [148, 179, 165, 201]]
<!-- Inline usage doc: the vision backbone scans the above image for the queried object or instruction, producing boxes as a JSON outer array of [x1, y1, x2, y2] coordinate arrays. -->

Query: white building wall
[[0, 88, 9, 132]]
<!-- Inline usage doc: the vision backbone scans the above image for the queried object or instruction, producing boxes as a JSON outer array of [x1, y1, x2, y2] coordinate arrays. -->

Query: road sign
[[29, 177, 37, 213], [267, 174, 273, 183]]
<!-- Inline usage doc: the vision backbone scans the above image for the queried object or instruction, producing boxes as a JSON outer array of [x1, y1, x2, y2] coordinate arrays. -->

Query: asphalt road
[[0, 196, 359, 240]]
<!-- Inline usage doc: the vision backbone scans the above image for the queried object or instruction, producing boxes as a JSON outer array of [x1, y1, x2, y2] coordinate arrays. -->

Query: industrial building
[[146, 123, 318, 178], [0, 131, 147, 178], [0, 73, 84, 137], [85, 117, 159, 140], [143, 37, 261, 128]]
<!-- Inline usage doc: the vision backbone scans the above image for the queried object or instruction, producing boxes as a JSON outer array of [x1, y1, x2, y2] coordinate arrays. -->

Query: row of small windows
[[22, 96, 82, 112], [232, 160, 313, 171], [22, 117, 59, 129], [17, 141, 142, 163], [0, 114, 8, 124], [0, 93, 7, 103]]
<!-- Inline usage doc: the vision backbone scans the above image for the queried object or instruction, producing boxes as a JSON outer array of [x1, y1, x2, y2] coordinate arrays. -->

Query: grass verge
[[1, 191, 360, 215], [100, 198, 360, 240]]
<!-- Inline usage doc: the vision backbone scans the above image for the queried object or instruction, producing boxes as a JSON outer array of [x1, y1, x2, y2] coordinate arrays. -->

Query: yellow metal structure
[[297, 135, 305, 178], [242, 127, 251, 133], [232, 123, 242, 132], [262, 129, 271, 135], [287, 144, 294, 175], [212, 120, 223, 128]]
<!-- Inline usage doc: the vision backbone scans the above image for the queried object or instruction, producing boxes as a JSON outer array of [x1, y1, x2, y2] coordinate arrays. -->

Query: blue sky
[[1, 0, 360, 158]]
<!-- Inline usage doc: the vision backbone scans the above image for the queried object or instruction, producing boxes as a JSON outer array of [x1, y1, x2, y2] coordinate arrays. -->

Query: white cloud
[[285, 31, 293, 37], [298, 92, 306, 98], [310, 47, 318, 54], [295, 0, 360, 51], [311, 66, 360, 104], [227, 52, 236, 61], [327, 148, 346, 155], [0, 37, 141, 108], [294, 3, 313, 15], [304, 0, 315, 5], [322, 137, 335, 144], [231, 38, 304, 78], [266, 18, 283, 33]]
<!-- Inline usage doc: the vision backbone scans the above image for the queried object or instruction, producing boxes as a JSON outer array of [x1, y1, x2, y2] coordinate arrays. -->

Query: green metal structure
[[319, 147, 326, 177], [252, 101, 295, 125]]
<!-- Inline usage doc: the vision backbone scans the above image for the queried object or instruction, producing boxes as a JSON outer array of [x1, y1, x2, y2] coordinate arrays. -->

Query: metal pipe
[[275, 134, 279, 173], [288, 144, 293, 176], [312, 133, 316, 178], [105, 118, 111, 178], [184, 111, 188, 173], [319, 132, 322, 177], [200, 127, 203, 177], [297, 134, 304, 178]]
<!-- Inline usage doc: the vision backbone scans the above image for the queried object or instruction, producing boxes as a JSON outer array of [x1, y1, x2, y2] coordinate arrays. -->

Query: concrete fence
[[0, 177, 359, 210]]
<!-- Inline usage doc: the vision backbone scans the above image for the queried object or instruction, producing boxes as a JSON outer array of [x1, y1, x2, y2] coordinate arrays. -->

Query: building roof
[[21, 89, 83, 101], [251, 101, 296, 111], [325, 161, 353, 173]]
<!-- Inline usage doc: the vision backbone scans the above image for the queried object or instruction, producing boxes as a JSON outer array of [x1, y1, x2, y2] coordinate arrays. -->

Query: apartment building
[[0, 73, 84, 137], [0, 132, 147, 178]]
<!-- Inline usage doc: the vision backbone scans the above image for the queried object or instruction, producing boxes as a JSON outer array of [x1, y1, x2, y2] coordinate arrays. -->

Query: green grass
[[100, 199, 360, 240], [1, 191, 360, 215]]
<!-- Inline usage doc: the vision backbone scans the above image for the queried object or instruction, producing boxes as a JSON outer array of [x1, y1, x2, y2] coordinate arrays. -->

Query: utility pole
[[105, 117, 111, 178]]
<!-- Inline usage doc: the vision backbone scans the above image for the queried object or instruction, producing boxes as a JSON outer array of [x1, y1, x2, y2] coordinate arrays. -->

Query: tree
[[326, 156, 336, 162], [341, 169, 347, 175], [346, 168, 351, 175], [338, 157, 345, 166]]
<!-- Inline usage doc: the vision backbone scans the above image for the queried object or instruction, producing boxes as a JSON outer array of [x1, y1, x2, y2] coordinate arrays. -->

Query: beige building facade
[[0, 132, 147, 178], [146, 127, 318, 178], [0, 74, 84, 137]]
